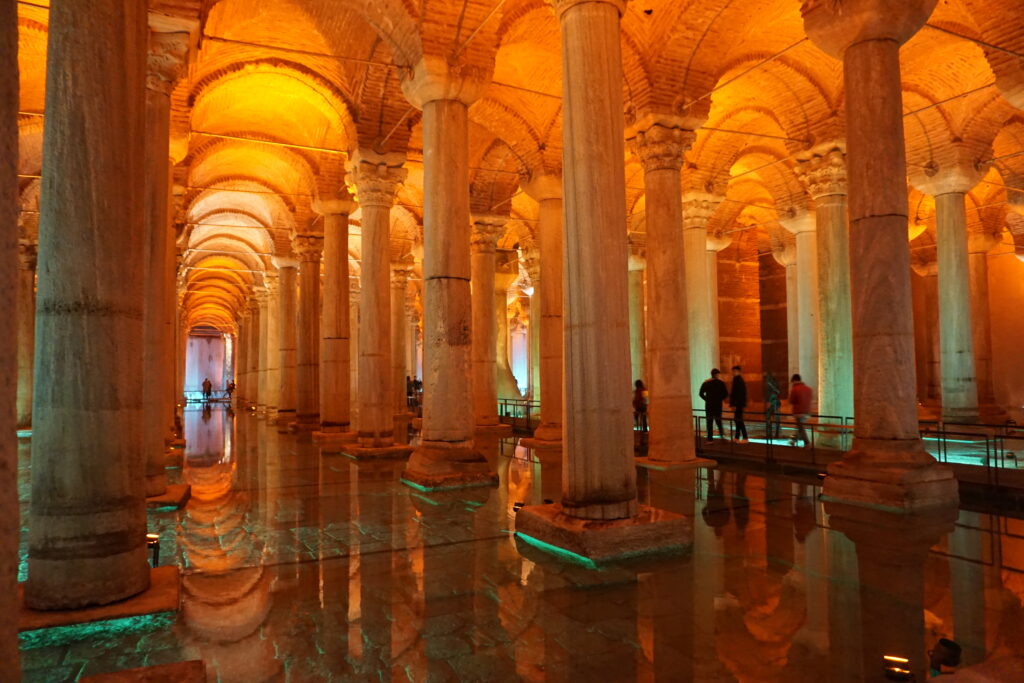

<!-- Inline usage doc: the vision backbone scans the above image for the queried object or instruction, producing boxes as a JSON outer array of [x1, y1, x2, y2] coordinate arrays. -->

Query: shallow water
[[17, 405, 1024, 681]]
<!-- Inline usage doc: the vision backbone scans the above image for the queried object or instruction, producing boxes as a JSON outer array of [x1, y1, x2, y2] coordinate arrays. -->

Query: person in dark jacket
[[729, 365, 748, 442], [763, 371, 781, 439], [699, 368, 729, 441]]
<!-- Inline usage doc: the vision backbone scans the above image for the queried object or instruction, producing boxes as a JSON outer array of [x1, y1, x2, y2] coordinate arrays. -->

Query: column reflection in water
[[177, 405, 278, 682]]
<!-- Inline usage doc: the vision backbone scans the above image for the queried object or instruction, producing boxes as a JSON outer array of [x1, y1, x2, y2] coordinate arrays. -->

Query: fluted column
[[521, 175, 564, 447], [16, 239, 36, 429], [682, 193, 722, 398], [350, 152, 406, 450], [968, 231, 1000, 409], [470, 215, 507, 430], [802, 0, 957, 509], [633, 120, 699, 463], [293, 235, 323, 428], [275, 258, 298, 427], [315, 196, 356, 437], [800, 148, 853, 424], [27, 0, 150, 608], [1, 0, 19, 669], [401, 57, 496, 487], [142, 30, 188, 496], [392, 260, 414, 416], [779, 209, 819, 399], [627, 234, 646, 384]]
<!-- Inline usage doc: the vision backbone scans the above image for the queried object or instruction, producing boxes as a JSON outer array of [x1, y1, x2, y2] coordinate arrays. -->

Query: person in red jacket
[[788, 373, 813, 447]]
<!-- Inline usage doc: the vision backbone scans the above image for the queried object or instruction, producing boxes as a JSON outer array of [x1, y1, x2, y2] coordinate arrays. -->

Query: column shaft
[[816, 195, 853, 421], [392, 273, 410, 415], [16, 244, 35, 429], [627, 264, 646, 383], [471, 227, 500, 427], [785, 259, 800, 381], [795, 228, 820, 396], [705, 248, 722, 369], [1, 0, 19, 669], [558, 0, 635, 519], [247, 301, 261, 407], [935, 191, 979, 421], [533, 197, 563, 443], [263, 279, 279, 417], [257, 291, 271, 412], [296, 246, 321, 426], [357, 204, 394, 446], [27, 0, 150, 608], [320, 213, 352, 431], [277, 264, 297, 422], [968, 250, 995, 405]]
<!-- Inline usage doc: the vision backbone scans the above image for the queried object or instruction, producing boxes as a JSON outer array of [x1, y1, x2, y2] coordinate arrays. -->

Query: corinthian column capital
[[400, 55, 492, 109], [292, 234, 324, 261], [348, 150, 407, 208], [631, 122, 695, 173], [471, 215, 507, 253], [18, 239, 38, 271], [797, 146, 848, 199], [146, 31, 190, 96], [681, 192, 722, 231]]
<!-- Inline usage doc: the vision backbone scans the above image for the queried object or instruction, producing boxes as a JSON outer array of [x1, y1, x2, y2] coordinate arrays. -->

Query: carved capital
[[391, 257, 415, 288], [349, 151, 407, 208], [471, 215, 507, 253], [401, 55, 492, 109], [632, 123, 694, 173], [146, 31, 189, 96], [681, 192, 722, 231], [778, 207, 816, 235], [521, 247, 540, 283], [797, 147, 848, 199], [292, 234, 324, 261]]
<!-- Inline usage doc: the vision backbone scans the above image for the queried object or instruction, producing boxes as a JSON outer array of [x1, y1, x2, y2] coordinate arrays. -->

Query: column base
[[275, 410, 296, 433], [634, 456, 717, 471], [146, 484, 191, 510], [19, 565, 179, 632], [402, 442, 498, 490], [518, 437, 562, 450], [475, 423, 513, 436], [145, 474, 168, 499], [340, 444, 414, 461], [941, 408, 980, 424], [822, 439, 959, 512], [80, 660, 206, 683], [312, 428, 358, 444], [291, 415, 320, 432], [514, 502, 691, 564]]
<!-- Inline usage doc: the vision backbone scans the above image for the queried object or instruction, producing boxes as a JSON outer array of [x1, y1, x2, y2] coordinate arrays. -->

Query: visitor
[[632, 379, 649, 432], [202, 377, 212, 401], [788, 373, 813, 447], [729, 365, 748, 442], [763, 371, 781, 439], [225, 380, 235, 399], [928, 638, 961, 677], [699, 368, 728, 441]]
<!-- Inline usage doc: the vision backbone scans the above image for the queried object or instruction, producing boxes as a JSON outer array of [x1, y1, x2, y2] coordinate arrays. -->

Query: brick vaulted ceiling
[[15, 0, 1024, 331]]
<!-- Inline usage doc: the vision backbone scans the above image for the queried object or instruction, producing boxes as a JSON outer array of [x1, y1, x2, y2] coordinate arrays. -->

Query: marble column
[[802, 0, 957, 509], [262, 273, 280, 419], [27, 0, 151, 608], [236, 313, 249, 404], [800, 147, 853, 425], [779, 209, 819, 399], [521, 175, 564, 448], [256, 286, 271, 414], [773, 242, 800, 382], [275, 258, 298, 428], [627, 234, 646, 384], [349, 283, 360, 409], [349, 152, 407, 453], [314, 197, 356, 439], [392, 260, 414, 416], [968, 231, 1001, 409], [705, 234, 731, 369], [495, 269, 521, 400], [682, 193, 722, 399], [293, 235, 323, 429], [470, 215, 508, 431], [633, 120, 701, 464], [522, 248, 541, 404], [935, 190, 979, 421], [1, 0, 18, 669], [406, 301, 419, 382], [516, 0, 689, 558], [401, 57, 496, 488], [246, 298, 261, 409], [16, 239, 36, 429]]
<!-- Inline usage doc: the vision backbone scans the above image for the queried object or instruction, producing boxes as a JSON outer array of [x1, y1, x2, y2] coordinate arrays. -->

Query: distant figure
[[202, 377, 213, 401], [788, 373, 813, 447], [699, 369, 729, 441], [763, 371, 781, 439], [729, 365, 748, 443], [225, 380, 236, 399], [928, 638, 961, 677], [632, 379, 650, 432]]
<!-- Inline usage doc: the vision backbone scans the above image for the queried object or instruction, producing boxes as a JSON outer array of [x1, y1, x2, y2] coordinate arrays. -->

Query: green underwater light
[[19, 612, 176, 650], [514, 532, 598, 569]]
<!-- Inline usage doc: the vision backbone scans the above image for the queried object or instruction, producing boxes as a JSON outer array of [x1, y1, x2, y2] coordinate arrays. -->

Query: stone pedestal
[[803, 0, 957, 510], [401, 58, 495, 489], [294, 236, 323, 429], [275, 259, 298, 429], [27, 0, 151, 609]]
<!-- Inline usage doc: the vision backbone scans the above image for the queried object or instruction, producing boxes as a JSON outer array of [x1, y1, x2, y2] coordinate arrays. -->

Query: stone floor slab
[[19, 566, 180, 633], [145, 484, 191, 509], [634, 456, 717, 471]]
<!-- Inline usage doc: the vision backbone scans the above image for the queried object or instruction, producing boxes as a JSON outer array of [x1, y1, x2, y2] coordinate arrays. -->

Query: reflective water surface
[[17, 406, 1024, 681]]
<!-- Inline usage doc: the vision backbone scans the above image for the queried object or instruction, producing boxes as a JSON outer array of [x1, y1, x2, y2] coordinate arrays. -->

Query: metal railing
[[498, 398, 541, 434]]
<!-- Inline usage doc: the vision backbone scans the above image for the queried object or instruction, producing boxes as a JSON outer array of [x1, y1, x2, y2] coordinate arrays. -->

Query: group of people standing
[[632, 367, 815, 447]]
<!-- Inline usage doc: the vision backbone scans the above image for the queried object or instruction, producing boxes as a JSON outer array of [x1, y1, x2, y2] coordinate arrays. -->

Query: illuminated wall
[[185, 334, 227, 395]]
